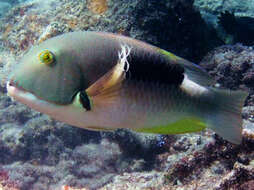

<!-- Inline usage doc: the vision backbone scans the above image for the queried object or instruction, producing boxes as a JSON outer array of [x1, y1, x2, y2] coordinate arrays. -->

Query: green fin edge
[[159, 49, 182, 62], [134, 117, 206, 134], [84, 126, 115, 131]]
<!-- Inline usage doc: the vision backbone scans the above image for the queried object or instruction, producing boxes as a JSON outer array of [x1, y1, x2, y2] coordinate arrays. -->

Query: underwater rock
[[194, 0, 254, 19], [97, 43, 254, 189], [133, 0, 222, 62], [199, 44, 254, 138], [37, 22, 71, 43], [0, 0, 33, 18], [214, 162, 254, 189], [0, 0, 19, 5], [100, 171, 165, 190], [194, 0, 254, 45], [0, 51, 16, 91], [200, 44, 254, 105], [218, 11, 254, 45], [0, 0, 222, 62], [0, 139, 134, 190], [0, 2, 11, 17], [87, 0, 108, 15], [102, 129, 167, 166], [100, 131, 254, 190]]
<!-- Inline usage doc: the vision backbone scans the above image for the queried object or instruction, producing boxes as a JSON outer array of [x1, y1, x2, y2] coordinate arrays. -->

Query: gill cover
[[9, 40, 84, 105]]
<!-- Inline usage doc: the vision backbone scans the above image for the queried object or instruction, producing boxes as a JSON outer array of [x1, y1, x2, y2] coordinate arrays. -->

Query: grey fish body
[[7, 31, 248, 144], [99, 86, 197, 130]]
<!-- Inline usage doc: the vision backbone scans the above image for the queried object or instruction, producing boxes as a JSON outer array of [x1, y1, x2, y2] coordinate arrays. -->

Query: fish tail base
[[206, 88, 248, 144]]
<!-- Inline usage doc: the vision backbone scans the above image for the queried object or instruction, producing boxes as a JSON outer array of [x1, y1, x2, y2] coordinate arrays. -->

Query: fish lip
[[6, 79, 26, 99], [7, 79, 39, 103], [8, 79, 27, 92], [7, 79, 33, 101], [7, 79, 74, 105], [6, 80, 52, 106]]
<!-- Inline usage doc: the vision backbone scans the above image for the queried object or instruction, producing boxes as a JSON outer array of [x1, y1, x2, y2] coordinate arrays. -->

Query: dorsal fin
[[180, 59, 215, 86], [159, 49, 215, 86]]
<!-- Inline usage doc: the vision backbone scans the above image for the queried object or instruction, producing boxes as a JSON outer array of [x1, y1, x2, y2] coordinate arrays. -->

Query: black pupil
[[79, 91, 91, 111]]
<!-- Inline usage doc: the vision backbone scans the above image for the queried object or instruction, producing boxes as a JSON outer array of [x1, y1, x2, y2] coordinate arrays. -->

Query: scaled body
[[7, 31, 247, 144]]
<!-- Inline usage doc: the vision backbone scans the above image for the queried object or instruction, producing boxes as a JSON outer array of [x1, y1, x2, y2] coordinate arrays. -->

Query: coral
[[38, 22, 70, 43], [215, 162, 254, 189], [102, 129, 167, 165], [0, 0, 222, 62], [0, 169, 19, 190], [0, 2, 11, 17], [218, 11, 254, 45], [0, 51, 16, 90], [0, 139, 129, 190], [62, 186, 88, 190], [87, 0, 108, 15], [100, 171, 165, 190], [239, 180, 254, 190], [2, 24, 13, 41], [194, 0, 254, 20], [200, 44, 254, 105], [133, 0, 223, 62], [194, 0, 254, 45]]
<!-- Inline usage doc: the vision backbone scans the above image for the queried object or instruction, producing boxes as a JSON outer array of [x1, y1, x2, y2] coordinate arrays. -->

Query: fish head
[[8, 37, 84, 105]]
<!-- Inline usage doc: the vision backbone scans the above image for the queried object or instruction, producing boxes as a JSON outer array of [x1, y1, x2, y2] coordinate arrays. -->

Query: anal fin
[[84, 126, 116, 132], [134, 117, 206, 134]]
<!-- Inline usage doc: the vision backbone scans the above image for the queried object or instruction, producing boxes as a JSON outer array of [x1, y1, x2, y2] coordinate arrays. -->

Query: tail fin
[[206, 88, 248, 144]]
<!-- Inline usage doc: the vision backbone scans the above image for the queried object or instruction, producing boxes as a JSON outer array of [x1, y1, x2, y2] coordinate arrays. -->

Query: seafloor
[[0, 0, 254, 190]]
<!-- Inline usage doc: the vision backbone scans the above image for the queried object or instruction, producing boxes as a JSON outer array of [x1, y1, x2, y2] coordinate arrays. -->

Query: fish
[[6, 31, 248, 144]]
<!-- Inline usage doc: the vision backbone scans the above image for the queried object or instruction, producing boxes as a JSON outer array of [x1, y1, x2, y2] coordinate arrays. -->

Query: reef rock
[[0, 2, 11, 17], [194, 0, 254, 45]]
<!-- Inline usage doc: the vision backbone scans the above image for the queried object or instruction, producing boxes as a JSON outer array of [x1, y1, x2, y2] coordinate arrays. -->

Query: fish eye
[[38, 50, 55, 65]]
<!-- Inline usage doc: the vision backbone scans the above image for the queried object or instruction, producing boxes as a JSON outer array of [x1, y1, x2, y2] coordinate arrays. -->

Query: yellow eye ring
[[39, 50, 55, 65]]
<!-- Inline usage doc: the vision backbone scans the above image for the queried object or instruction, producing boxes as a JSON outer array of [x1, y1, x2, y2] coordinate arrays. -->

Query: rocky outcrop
[[194, 0, 254, 45]]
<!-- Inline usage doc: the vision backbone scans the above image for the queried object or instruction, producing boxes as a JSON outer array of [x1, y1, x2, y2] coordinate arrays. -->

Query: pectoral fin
[[86, 44, 131, 104], [86, 61, 126, 98]]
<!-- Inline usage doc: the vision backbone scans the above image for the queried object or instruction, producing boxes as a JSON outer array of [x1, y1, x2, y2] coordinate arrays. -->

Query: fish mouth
[[6, 79, 78, 107], [7, 79, 28, 96], [7, 79, 27, 98], [6, 79, 47, 106], [6, 79, 60, 114], [7, 79, 78, 106], [6, 79, 90, 129]]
